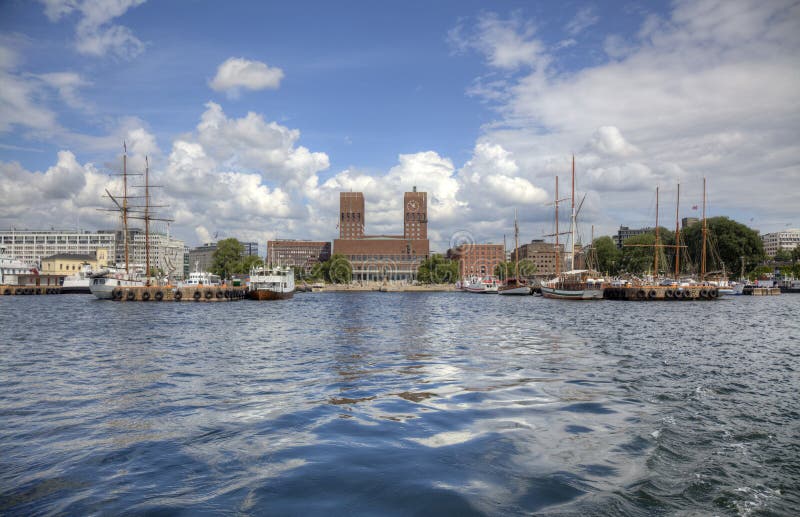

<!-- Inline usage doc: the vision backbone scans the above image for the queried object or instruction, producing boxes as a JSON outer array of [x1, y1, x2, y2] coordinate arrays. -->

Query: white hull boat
[[89, 269, 144, 299]]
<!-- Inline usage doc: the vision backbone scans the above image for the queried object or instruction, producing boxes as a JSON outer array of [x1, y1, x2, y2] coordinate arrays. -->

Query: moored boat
[[541, 157, 604, 300], [179, 267, 221, 288], [467, 276, 499, 293], [248, 265, 295, 300], [498, 277, 531, 295], [541, 270, 604, 300], [498, 209, 532, 295], [62, 264, 93, 294]]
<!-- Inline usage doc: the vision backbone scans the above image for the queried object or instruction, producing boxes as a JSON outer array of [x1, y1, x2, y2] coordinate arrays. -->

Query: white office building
[[0, 229, 116, 266], [762, 229, 800, 257], [131, 232, 186, 280]]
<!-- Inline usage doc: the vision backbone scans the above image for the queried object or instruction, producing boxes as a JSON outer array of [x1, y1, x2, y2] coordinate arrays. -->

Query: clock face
[[407, 200, 419, 211]]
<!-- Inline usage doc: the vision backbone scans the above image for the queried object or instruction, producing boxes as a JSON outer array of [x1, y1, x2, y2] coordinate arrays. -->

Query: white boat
[[62, 264, 93, 294], [541, 270, 605, 300], [248, 265, 295, 300], [179, 270, 222, 288], [779, 279, 800, 294], [89, 267, 145, 299], [467, 276, 500, 293], [0, 251, 33, 286]]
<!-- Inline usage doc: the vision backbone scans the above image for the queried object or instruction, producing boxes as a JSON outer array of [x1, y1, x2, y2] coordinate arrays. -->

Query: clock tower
[[403, 186, 427, 240]]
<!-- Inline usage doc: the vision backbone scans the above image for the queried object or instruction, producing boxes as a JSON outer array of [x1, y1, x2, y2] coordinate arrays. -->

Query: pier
[[742, 286, 781, 296], [109, 286, 248, 302], [1, 285, 62, 296], [603, 286, 720, 301]]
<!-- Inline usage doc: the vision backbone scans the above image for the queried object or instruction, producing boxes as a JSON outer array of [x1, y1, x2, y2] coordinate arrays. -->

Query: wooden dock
[[742, 286, 781, 296], [603, 286, 720, 301], [109, 286, 248, 302], [1, 285, 62, 296]]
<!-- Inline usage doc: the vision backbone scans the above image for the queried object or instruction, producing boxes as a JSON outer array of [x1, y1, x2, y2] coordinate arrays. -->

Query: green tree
[[493, 260, 536, 280], [494, 261, 512, 280], [748, 265, 772, 281], [682, 217, 764, 274], [617, 227, 678, 276], [593, 236, 622, 275], [773, 249, 793, 262], [418, 254, 459, 284], [238, 254, 264, 274], [792, 246, 800, 263], [210, 238, 245, 280], [620, 234, 660, 275], [310, 259, 330, 281], [327, 254, 352, 284]]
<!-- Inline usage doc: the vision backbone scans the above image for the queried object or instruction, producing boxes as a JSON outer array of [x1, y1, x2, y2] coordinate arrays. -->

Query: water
[[1, 293, 798, 515]]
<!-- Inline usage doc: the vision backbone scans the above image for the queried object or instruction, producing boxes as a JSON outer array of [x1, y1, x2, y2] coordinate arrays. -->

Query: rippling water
[[1, 293, 798, 515]]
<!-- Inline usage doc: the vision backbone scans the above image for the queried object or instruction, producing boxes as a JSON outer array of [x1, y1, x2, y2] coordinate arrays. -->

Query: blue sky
[[1, 0, 798, 251]]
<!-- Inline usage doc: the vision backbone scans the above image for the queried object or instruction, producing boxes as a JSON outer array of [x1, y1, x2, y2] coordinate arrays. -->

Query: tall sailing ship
[[90, 144, 172, 299], [498, 208, 531, 295], [541, 156, 604, 300]]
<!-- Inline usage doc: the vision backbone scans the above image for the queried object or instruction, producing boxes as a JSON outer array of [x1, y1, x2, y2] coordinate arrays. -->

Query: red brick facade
[[333, 189, 430, 282], [267, 240, 331, 274], [447, 243, 505, 279]]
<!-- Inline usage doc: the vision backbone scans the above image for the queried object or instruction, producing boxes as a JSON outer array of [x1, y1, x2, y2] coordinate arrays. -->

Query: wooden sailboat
[[499, 208, 531, 295], [608, 181, 720, 300], [541, 156, 604, 300], [90, 144, 172, 299]]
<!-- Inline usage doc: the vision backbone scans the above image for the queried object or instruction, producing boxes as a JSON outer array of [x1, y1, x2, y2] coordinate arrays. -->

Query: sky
[[1, 0, 798, 253]]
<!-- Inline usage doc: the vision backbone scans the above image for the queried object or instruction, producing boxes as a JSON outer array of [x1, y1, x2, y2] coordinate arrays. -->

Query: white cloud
[[39, 0, 146, 58], [589, 126, 639, 157], [210, 57, 284, 96], [194, 102, 328, 189], [462, 1, 800, 236], [449, 13, 548, 71], [0, 67, 58, 133], [36, 72, 91, 109], [565, 7, 599, 36]]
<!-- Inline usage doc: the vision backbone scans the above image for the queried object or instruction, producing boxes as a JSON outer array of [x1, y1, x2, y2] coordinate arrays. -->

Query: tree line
[[592, 216, 772, 277]]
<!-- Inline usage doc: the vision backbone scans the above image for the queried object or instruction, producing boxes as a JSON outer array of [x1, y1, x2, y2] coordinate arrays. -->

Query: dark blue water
[[1, 293, 798, 515]]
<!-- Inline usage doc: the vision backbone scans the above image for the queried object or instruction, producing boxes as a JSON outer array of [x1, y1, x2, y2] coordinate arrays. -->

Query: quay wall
[[742, 286, 781, 296], [1, 285, 61, 296], [110, 286, 248, 302], [603, 286, 720, 301], [317, 283, 456, 292]]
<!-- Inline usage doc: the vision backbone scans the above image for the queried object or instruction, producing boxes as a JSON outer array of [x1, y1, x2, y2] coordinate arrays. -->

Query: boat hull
[[248, 289, 294, 300], [541, 286, 603, 300], [89, 277, 144, 299], [498, 286, 531, 295], [61, 285, 91, 294]]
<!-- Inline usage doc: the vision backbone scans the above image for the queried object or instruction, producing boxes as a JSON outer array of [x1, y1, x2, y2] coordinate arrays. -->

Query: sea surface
[[1, 292, 798, 516]]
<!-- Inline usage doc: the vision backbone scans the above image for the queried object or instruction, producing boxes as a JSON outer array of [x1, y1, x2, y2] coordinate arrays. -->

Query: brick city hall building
[[333, 188, 430, 282]]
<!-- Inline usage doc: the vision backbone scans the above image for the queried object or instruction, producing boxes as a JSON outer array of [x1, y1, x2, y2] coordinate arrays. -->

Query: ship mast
[[555, 176, 560, 278], [701, 177, 707, 281], [570, 155, 576, 271], [144, 156, 151, 285], [123, 142, 130, 275], [674, 183, 681, 280], [514, 208, 519, 280], [654, 186, 660, 276]]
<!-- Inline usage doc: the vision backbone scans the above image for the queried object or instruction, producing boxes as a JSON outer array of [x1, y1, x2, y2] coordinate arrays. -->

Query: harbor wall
[[603, 286, 720, 301], [109, 286, 248, 302], [1, 285, 61, 295]]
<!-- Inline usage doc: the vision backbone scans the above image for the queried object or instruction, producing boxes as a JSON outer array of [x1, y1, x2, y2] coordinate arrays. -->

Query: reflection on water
[[1, 293, 798, 515]]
